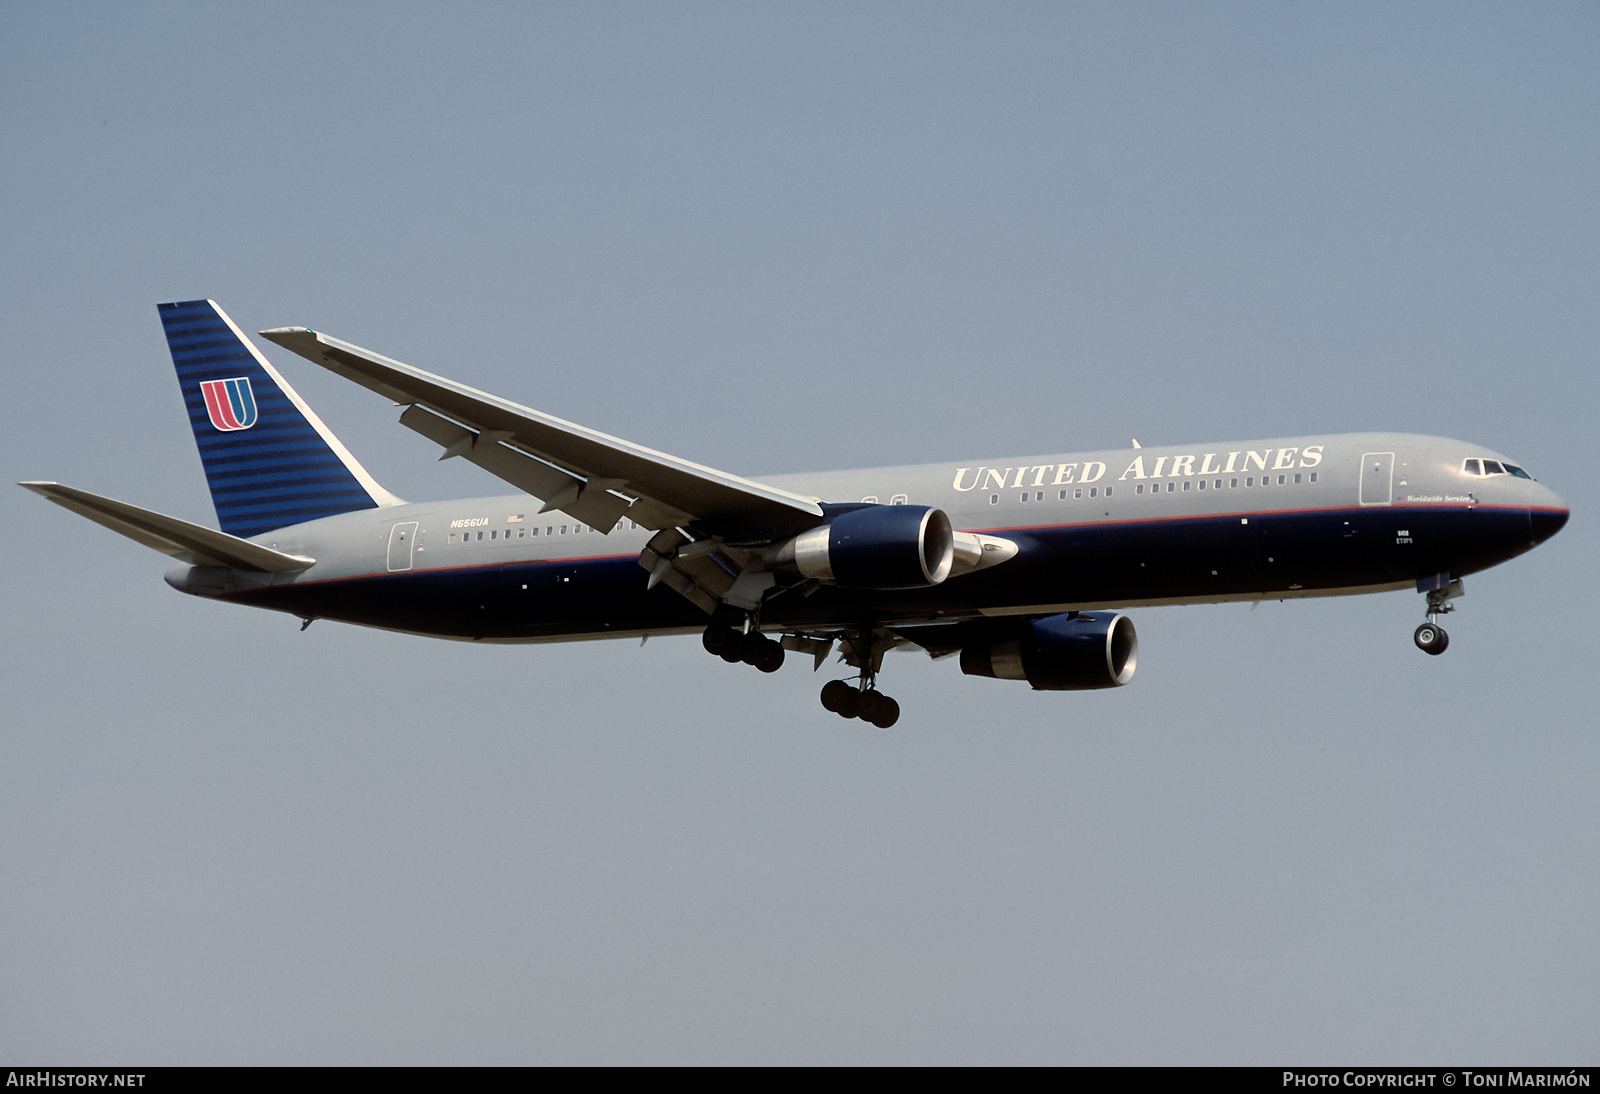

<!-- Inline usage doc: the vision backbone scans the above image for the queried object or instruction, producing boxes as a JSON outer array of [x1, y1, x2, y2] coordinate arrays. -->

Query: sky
[[2, 1, 1596, 1065]]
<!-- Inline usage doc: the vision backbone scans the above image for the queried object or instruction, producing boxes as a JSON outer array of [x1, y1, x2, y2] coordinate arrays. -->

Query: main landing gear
[[820, 678, 901, 728], [702, 622, 785, 672], [1413, 576, 1464, 656], [818, 627, 901, 728], [700, 620, 903, 727]]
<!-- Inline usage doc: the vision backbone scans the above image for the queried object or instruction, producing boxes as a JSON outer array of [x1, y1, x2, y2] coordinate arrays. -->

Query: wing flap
[[19, 482, 316, 573], [397, 405, 648, 531], [258, 327, 822, 534]]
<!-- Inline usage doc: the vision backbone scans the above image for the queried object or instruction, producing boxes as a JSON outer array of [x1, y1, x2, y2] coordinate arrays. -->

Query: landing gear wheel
[[752, 638, 785, 673], [867, 696, 901, 729], [702, 624, 737, 656], [1414, 622, 1449, 655], [857, 689, 885, 720], [820, 680, 855, 713]]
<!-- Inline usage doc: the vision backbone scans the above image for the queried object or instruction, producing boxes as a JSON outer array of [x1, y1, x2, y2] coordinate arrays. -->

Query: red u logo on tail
[[200, 377, 258, 431]]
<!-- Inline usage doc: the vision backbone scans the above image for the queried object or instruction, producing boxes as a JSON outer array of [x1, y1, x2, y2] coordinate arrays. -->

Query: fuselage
[[166, 432, 1569, 642]]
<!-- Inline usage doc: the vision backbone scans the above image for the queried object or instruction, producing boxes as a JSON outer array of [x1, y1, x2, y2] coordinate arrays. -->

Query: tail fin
[[158, 300, 402, 537]]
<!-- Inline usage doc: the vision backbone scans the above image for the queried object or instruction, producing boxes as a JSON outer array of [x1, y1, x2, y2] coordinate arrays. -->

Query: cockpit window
[[1465, 457, 1535, 480]]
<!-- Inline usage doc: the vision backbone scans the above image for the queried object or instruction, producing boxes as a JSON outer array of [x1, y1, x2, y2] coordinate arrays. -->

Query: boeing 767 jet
[[21, 301, 1569, 727]]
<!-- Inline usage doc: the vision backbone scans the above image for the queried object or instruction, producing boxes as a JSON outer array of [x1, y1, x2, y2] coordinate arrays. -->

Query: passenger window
[[1182, 481, 1191, 491], [1246, 477, 1254, 487], [1020, 492, 1029, 503], [477, 531, 483, 540], [1089, 488, 1098, 498], [1310, 473, 1318, 483], [531, 527, 539, 536], [1104, 486, 1112, 497], [1215, 479, 1222, 489], [561, 525, 568, 534], [1136, 485, 1144, 495], [1036, 491, 1044, 502], [1198, 479, 1206, 490], [1167, 482, 1175, 492], [1074, 488, 1082, 500], [447, 533, 456, 544], [1059, 490, 1068, 500], [1294, 473, 1302, 484], [1277, 475, 1286, 485], [1230, 478, 1238, 488], [989, 494, 999, 505]]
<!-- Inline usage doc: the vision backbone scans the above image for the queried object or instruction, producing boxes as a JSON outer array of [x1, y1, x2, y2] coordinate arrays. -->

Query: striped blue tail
[[159, 300, 397, 537]]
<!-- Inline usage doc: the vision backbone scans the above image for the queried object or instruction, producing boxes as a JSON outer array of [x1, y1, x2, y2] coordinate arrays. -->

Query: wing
[[257, 327, 823, 538], [19, 482, 316, 572]]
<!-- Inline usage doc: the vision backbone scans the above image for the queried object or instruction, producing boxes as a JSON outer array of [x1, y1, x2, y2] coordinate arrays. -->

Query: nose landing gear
[[1414, 576, 1464, 656]]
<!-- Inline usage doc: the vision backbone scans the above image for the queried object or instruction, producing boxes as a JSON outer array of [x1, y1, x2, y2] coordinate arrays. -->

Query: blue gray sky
[[2, 2, 1596, 1064]]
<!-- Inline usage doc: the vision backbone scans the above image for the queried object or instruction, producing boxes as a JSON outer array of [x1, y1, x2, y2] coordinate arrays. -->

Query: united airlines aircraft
[[22, 301, 1569, 727]]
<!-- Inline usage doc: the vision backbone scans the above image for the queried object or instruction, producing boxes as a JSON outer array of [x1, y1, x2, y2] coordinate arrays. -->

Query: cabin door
[[1359, 452, 1394, 507], [387, 522, 420, 571]]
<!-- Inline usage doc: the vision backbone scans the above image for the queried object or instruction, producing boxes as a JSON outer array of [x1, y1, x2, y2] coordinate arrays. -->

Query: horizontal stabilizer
[[19, 482, 316, 573], [258, 326, 824, 534]]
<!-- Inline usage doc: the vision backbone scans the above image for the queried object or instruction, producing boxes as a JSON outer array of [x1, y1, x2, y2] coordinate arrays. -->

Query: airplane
[[21, 300, 1569, 728]]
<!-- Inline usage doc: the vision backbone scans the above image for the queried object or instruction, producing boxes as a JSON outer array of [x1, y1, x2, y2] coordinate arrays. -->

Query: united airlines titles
[[951, 446, 1325, 492]]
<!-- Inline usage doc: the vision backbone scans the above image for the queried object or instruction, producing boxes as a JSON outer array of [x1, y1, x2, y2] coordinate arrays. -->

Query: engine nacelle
[[764, 504, 955, 590], [960, 611, 1138, 690]]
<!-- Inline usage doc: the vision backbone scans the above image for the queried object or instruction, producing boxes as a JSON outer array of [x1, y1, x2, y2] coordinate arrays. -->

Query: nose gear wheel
[[1414, 622, 1449, 655], [1414, 576, 1463, 656]]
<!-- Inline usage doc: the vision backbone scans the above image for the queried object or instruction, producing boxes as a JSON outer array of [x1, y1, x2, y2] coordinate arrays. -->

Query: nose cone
[[1529, 487, 1569, 545]]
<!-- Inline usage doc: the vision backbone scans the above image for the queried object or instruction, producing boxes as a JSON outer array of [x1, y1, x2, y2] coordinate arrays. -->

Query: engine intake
[[764, 504, 955, 590], [960, 611, 1138, 690]]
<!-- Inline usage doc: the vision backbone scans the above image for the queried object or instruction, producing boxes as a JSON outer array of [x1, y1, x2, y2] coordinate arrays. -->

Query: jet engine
[[763, 504, 955, 590], [960, 611, 1138, 690]]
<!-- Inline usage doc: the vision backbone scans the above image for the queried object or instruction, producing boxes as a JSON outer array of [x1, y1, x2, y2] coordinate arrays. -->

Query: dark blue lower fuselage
[[221, 502, 1559, 641]]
